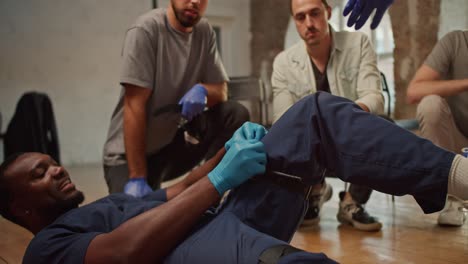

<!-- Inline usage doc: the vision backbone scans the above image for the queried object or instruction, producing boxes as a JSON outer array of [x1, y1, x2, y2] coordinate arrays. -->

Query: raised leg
[[262, 92, 455, 213]]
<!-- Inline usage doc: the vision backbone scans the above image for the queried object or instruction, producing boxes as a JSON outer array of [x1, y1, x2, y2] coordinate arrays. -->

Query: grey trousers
[[417, 95, 468, 153]]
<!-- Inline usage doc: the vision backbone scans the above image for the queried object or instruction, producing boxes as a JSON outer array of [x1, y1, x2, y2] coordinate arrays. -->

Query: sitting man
[[407, 30, 468, 226], [272, 0, 383, 230], [1, 92, 467, 264]]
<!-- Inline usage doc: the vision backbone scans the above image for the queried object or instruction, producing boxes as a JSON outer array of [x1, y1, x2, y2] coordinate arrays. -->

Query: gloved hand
[[178, 84, 208, 121], [124, 178, 153, 198], [208, 140, 266, 195], [225, 122, 268, 151], [343, 0, 394, 30]]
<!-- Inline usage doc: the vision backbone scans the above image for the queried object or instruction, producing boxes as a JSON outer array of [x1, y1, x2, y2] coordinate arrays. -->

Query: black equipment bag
[[4, 92, 60, 163]]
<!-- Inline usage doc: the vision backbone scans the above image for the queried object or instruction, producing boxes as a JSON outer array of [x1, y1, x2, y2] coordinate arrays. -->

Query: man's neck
[[167, 7, 193, 33], [25, 211, 64, 235], [306, 33, 332, 73]]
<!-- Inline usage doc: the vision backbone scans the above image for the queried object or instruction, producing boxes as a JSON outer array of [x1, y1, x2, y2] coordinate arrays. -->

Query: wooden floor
[[0, 166, 466, 263], [291, 178, 467, 263]]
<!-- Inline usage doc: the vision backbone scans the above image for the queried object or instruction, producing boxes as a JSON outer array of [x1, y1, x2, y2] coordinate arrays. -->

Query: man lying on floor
[[0, 92, 466, 264]]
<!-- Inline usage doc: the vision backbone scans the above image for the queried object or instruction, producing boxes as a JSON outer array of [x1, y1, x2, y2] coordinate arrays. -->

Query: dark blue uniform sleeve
[[142, 188, 167, 202], [24, 230, 101, 264], [23, 194, 166, 264]]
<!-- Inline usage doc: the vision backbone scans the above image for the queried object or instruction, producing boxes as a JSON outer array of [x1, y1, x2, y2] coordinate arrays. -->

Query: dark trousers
[[167, 92, 454, 264], [227, 92, 454, 246], [325, 171, 373, 204], [104, 101, 249, 193], [343, 115, 399, 204], [348, 184, 372, 204], [262, 92, 454, 214]]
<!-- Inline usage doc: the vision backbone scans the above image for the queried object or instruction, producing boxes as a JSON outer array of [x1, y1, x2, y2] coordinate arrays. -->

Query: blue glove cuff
[[128, 177, 146, 182], [208, 169, 229, 195], [124, 177, 152, 198], [195, 84, 208, 96]]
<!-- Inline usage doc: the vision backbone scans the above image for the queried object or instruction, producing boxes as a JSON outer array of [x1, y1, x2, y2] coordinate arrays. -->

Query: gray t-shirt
[[103, 8, 228, 165], [425, 30, 468, 137]]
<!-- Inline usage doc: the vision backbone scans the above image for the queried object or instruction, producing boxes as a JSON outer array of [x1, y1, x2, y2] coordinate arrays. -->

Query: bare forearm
[[122, 177, 219, 261], [85, 177, 220, 263], [166, 148, 226, 200], [124, 108, 147, 178], [407, 79, 468, 104], [123, 85, 151, 178], [203, 82, 227, 107]]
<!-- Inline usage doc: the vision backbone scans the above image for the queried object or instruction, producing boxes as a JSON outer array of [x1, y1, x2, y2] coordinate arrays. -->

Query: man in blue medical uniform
[[1, 92, 466, 264]]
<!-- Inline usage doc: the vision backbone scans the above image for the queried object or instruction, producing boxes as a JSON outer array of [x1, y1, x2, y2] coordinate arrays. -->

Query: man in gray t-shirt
[[407, 30, 468, 226], [103, 0, 249, 197]]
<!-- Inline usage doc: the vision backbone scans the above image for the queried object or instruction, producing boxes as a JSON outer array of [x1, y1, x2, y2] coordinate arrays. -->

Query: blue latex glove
[[124, 178, 153, 198], [178, 84, 208, 121], [343, 0, 394, 30], [225, 122, 268, 151], [208, 140, 266, 195]]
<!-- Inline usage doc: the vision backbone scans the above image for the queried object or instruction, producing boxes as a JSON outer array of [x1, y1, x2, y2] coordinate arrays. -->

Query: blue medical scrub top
[[23, 189, 283, 264], [23, 190, 167, 264]]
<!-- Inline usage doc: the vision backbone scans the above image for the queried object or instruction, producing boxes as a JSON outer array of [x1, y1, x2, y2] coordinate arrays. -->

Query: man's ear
[[326, 6, 332, 20]]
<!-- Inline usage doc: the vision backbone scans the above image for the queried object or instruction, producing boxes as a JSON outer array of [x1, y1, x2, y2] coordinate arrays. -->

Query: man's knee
[[103, 164, 130, 194], [303, 92, 354, 113], [416, 95, 449, 125]]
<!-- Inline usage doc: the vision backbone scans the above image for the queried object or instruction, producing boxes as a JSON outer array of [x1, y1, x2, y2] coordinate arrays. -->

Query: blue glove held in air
[[208, 140, 266, 195], [124, 178, 153, 198], [343, 0, 394, 30], [225, 122, 268, 151], [179, 84, 208, 121]]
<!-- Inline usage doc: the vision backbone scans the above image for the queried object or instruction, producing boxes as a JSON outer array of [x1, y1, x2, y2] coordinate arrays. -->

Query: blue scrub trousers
[[263, 92, 454, 214], [166, 92, 455, 263]]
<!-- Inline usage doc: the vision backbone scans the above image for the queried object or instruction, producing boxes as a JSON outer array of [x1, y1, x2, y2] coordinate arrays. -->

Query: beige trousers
[[417, 95, 468, 154]]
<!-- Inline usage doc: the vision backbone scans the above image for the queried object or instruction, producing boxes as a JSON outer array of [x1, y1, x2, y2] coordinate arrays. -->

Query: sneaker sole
[[337, 213, 383, 232], [437, 198, 467, 226], [437, 217, 466, 227]]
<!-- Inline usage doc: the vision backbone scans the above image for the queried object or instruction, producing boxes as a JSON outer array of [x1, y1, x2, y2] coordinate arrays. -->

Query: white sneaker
[[437, 196, 466, 227]]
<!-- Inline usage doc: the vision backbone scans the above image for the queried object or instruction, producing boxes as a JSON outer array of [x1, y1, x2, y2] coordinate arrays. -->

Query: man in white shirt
[[271, 0, 384, 231]]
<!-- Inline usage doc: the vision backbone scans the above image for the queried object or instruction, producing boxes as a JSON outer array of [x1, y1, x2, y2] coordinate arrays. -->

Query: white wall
[[0, 0, 151, 165], [159, 0, 251, 76], [0, 0, 251, 165], [439, 0, 468, 39]]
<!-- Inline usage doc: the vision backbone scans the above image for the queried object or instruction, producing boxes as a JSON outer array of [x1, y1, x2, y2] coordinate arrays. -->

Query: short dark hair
[[290, 0, 330, 15], [0, 152, 25, 222]]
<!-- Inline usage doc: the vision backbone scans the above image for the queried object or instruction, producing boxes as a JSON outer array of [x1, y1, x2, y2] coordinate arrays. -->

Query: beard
[[57, 191, 85, 213], [171, 2, 201, 28]]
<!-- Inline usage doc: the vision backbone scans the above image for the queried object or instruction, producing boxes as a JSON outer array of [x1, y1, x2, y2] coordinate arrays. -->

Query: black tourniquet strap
[[252, 170, 313, 198]]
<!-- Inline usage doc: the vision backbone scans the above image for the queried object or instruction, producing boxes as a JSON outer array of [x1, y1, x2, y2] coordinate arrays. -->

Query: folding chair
[[381, 72, 419, 131]]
